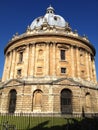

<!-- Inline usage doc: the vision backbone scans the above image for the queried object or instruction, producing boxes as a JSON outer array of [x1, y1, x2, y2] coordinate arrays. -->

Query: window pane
[[17, 69, 21, 76], [61, 68, 66, 73], [9, 90, 17, 113], [61, 89, 72, 114], [19, 52, 23, 63], [61, 50, 65, 60]]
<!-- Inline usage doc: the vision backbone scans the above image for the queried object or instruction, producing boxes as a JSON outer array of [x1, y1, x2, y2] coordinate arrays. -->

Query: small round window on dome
[[54, 16, 57, 21], [37, 18, 40, 22]]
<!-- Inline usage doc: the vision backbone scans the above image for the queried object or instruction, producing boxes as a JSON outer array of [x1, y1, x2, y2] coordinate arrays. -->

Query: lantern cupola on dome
[[46, 5, 55, 14], [30, 5, 67, 30]]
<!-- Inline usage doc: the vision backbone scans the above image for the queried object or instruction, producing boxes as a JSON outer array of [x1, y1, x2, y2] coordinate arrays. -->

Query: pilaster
[[27, 44, 31, 76], [70, 45, 75, 77], [76, 47, 80, 78], [88, 53, 92, 81], [92, 58, 97, 83], [8, 51, 13, 79], [24, 45, 29, 77], [34, 44, 37, 76], [45, 42, 49, 76], [29, 43, 35, 76], [53, 42, 56, 76], [86, 52, 90, 80], [10, 50, 16, 79]]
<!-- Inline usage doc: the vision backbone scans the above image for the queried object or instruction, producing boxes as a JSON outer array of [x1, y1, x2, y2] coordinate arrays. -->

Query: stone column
[[53, 42, 56, 76], [34, 44, 37, 76], [92, 58, 97, 83], [27, 44, 31, 76], [29, 43, 35, 76], [10, 50, 16, 79], [24, 45, 29, 77], [86, 52, 90, 80], [32, 44, 35, 76], [88, 53, 92, 81], [8, 51, 13, 79], [70, 45, 75, 77], [76, 47, 80, 78], [13, 50, 16, 79], [45, 42, 49, 76]]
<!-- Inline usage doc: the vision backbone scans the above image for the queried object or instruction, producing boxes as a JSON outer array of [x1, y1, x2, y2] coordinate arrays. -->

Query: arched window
[[8, 89, 17, 113], [61, 89, 72, 114], [85, 92, 91, 112], [32, 89, 43, 111]]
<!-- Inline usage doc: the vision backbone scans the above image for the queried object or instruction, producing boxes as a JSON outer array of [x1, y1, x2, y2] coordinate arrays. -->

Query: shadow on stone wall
[[29, 117, 98, 130]]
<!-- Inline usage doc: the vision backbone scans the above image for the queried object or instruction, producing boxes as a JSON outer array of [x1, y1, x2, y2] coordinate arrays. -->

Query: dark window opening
[[37, 18, 40, 22], [8, 90, 17, 113], [54, 16, 57, 21], [61, 89, 72, 114], [17, 69, 21, 76], [61, 68, 66, 73], [19, 52, 23, 63], [61, 50, 65, 60]]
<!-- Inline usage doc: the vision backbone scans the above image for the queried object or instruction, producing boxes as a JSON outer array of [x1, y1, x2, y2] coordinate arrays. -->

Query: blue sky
[[0, 0, 98, 80]]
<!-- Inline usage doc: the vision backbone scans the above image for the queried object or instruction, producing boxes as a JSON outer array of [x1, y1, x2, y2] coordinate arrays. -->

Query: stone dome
[[30, 5, 67, 29]]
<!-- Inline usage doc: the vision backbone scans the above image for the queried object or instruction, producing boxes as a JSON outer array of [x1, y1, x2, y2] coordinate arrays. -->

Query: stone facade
[[0, 6, 98, 115]]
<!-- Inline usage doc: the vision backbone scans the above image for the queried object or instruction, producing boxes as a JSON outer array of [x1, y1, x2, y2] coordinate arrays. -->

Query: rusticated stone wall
[[0, 82, 98, 114]]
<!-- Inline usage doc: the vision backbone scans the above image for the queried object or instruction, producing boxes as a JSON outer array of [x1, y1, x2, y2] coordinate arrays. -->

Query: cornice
[[4, 33, 96, 56], [0, 78, 97, 90]]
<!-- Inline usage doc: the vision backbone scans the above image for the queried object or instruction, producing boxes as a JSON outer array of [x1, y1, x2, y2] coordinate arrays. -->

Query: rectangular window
[[17, 69, 22, 76], [19, 52, 23, 63], [61, 68, 66, 74], [60, 50, 65, 60]]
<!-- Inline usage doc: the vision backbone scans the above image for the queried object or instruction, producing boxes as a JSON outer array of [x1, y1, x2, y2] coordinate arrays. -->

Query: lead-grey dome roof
[[30, 5, 67, 30]]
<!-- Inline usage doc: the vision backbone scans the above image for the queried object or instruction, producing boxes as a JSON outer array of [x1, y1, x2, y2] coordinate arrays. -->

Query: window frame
[[61, 89, 72, 114], [61, 67, 66, 74], [17, 69, 22, 77], [60, 50, 66, 61], [8, 89, 17, 113], [19, 51, 23, 63]]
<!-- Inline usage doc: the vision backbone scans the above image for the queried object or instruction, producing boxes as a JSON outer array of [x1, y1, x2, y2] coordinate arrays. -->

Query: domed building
[[0, 6, 98, 115]]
